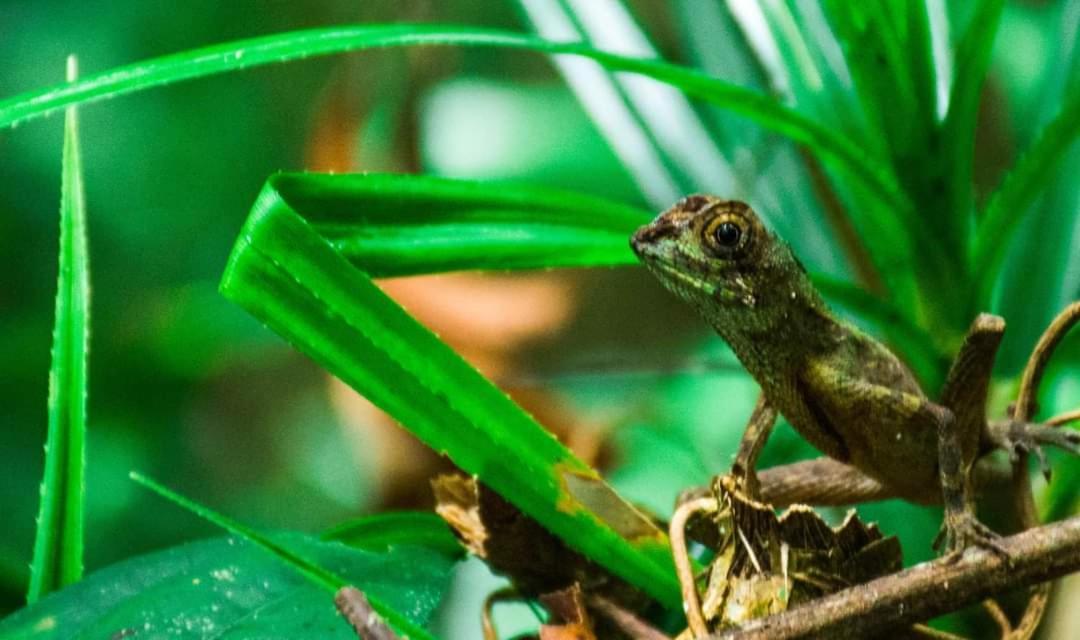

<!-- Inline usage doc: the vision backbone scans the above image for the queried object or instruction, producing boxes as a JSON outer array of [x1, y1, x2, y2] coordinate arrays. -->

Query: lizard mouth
[[645, 259, 714, 295]]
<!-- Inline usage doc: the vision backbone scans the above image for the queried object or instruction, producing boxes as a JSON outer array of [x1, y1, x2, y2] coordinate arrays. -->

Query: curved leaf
[[219, 173, 681, 608], [271, 172, 649, 275]]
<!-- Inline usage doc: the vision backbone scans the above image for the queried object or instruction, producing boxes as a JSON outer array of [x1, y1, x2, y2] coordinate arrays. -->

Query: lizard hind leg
[[934, 314, 1010, 558]]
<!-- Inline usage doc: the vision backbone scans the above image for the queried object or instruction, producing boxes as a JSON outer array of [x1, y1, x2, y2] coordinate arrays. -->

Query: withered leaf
[[698, 475, 902, 630]]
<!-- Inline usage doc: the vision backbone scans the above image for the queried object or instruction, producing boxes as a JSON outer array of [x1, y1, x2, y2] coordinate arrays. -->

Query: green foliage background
[[1, 0, 1079, 637]]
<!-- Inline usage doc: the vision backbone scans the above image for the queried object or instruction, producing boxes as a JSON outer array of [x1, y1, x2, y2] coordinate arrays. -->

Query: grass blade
[[973, 90, 1080, 303], [27, 56, 89, 604], [129, 472, 436, 640], [218, 177, 681, 608], [0, 24, 907, 242], [941, 0, 1004, 253]]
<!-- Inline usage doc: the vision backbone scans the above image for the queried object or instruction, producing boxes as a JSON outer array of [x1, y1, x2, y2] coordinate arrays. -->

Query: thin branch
[[708, 514, 1080, 639]]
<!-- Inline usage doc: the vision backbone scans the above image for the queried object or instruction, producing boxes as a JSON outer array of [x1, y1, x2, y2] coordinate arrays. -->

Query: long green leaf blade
[[218, 177, 681, 608], [973, 90, 1080, 302], [130, 472, 436, 640], [0, 25, 907, 242], [27, 56, 90, 604], [941, 0, 1004, 255]]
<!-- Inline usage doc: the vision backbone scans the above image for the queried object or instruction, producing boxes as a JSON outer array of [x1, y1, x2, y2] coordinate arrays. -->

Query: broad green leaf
[[0, 533, 453, 639], [0, 23, 915, 299], [27, 57, 89, 603], [218, 173, 682, 608], [974, 90, 1080, 302], [321, 512, 463, 558], [128, 472, 435, 639]]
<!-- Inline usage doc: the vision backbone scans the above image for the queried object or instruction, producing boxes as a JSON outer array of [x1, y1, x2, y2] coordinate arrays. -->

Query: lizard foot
[[987, 418, 1080, 481], [933, 510, 1010, 562]]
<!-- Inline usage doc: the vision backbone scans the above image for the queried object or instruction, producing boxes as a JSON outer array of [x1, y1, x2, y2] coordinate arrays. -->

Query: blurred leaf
[[513, 0, 683, 205], [821, 1, 968, 331], [974, 90, 1080, 302], [0, 532, 453, 640], [0, 24, 913, 287], [218, 174, 681, 608], [322, 512, 464, 558], [822, 1, 936, 163], [941, 0, 1003, 248], [419, 79, 638, 201], [129, 472, 436, 639], [27, 57, 89, 604], [520, 0, 737, 201]]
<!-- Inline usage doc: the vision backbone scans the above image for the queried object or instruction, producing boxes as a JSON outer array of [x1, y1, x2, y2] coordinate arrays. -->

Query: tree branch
[[711, 515, 1080, 639]]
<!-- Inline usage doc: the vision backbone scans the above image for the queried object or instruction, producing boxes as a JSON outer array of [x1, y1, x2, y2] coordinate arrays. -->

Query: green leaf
[[941, 0, 1004, 244], [27, 56, 90, 603], [128, 472, 436, 639], [822, 2, 935, 163], [0, 23, 913, 296], [973, 90, 1080, 303], [218, 173, 682, 609], [272, 172, 650, 275], [0, 533, 454, 639], [321, 512, 463, 558]]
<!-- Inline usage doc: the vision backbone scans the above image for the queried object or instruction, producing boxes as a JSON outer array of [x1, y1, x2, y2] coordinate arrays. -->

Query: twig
[[670, 496, 717, 637], [587, 595, 672, 640], [335, 586, 400, 640], [707, 514, 1080, 639], [1048, 408, 1080, 427], [1007, 301, 1080, 638]]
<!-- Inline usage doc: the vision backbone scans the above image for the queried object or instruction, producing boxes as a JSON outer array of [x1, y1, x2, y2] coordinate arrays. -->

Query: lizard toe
[[935, 512, 1009, 563]]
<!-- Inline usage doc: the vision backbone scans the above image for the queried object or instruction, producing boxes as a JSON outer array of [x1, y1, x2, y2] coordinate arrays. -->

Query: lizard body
[[632, 197, 947, 508]]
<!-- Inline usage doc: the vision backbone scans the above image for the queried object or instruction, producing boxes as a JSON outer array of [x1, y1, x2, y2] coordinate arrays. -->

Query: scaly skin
[[630, 195, 1032, 556]]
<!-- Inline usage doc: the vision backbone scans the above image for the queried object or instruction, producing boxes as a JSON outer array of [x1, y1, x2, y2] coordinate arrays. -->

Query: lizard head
[[630, 195, 803, 310]]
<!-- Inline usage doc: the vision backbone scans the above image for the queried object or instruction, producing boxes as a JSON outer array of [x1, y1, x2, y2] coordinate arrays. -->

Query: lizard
[[630, 194, 1080, 637]]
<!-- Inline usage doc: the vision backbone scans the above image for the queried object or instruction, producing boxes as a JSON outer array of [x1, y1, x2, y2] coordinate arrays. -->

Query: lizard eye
[[703, 214, 750, 258], [714, 221, 741, 247]]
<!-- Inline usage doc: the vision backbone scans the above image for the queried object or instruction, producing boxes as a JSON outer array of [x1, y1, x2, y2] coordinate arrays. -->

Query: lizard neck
[[705, 283, 838, 386]]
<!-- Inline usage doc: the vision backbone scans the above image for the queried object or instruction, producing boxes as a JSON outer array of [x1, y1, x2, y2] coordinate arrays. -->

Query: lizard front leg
[[729, 393, 777, 499]]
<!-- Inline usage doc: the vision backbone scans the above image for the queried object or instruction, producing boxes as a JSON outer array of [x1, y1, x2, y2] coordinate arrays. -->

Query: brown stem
[[670, 496, 718, 637], [1007, 301, 1080, 638], [708, 514, 1080, 639], [1047, 408, 1080, 427]]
